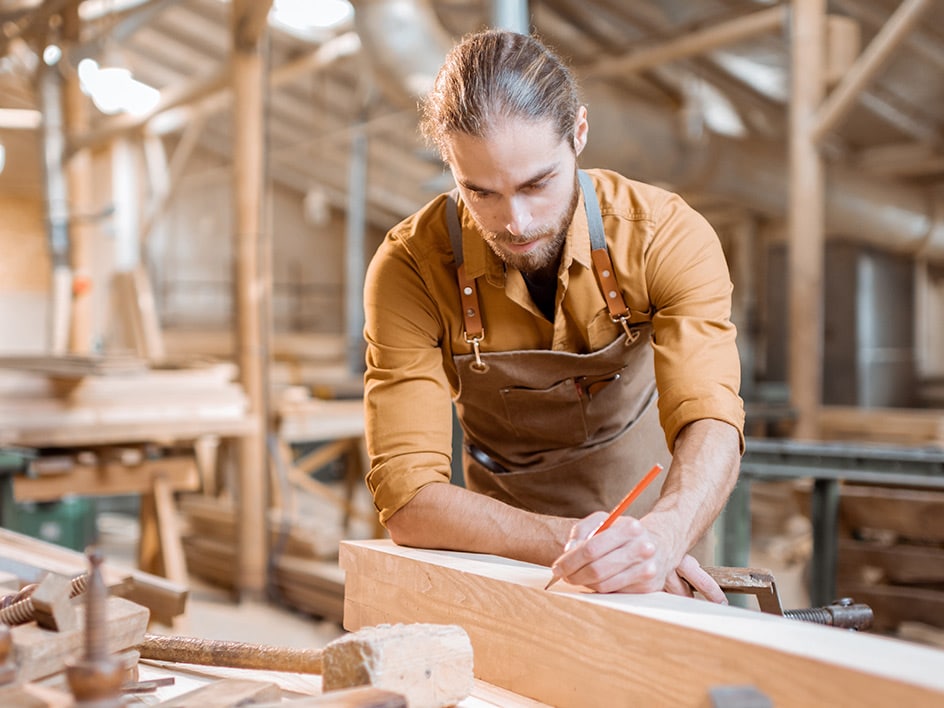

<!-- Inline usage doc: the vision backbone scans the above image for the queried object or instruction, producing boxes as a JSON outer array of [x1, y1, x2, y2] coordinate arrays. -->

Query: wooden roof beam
[[68, 30, 360, 154], [811, 0, 934, 143], [585, 5, 786, 78]]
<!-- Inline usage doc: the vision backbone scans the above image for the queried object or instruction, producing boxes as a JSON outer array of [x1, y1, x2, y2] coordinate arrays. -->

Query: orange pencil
[[544, 463, 664, 590]]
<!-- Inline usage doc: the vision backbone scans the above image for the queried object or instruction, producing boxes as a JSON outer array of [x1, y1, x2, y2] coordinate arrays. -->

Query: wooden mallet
[[137, 622, 474, 708]]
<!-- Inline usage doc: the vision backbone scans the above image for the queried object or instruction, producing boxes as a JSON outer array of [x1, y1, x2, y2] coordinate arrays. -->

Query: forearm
[[385, 482, 575, 567], [644, 418, 742, 563]]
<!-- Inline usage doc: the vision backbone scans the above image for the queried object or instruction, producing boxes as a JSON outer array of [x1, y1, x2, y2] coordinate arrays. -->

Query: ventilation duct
[[352, 0, 944, 259]]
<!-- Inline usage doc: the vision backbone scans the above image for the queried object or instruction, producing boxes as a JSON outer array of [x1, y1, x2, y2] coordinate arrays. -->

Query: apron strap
[[447, 172, 638, 356], [577, 171, 634, 338], [447, 190, 486, 368]]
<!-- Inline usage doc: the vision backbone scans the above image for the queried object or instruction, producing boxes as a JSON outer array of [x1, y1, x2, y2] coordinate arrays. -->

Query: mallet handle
[[136, 633, 323, 674]]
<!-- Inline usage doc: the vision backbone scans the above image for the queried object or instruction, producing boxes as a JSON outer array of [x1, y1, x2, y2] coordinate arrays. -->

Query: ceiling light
[[270, 0, 354, 41], [42, 44, 62, 66], [77, 57, 161, 116]]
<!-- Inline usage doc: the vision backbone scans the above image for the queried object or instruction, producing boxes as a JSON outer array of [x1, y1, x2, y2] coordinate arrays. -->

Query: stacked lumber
[[0, 354, 147, 377], [0, 359, 251, 447], [178, 495, 346, 623], [162, 329, 363, 396], [818, 405, 944, 446], [836, 484, 944, 638]]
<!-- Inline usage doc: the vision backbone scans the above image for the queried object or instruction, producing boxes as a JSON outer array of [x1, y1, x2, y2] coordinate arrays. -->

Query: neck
[[523, 253, 561, 286]]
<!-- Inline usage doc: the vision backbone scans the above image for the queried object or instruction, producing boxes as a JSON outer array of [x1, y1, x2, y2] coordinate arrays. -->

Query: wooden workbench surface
[[130, 661, 551, 706]]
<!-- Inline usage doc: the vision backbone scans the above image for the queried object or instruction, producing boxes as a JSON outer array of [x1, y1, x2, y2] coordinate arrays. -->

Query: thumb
[[565, 511, 610, 551]]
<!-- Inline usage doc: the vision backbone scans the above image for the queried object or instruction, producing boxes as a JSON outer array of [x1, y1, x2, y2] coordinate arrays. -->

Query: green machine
[[0, 447, 97, 552]]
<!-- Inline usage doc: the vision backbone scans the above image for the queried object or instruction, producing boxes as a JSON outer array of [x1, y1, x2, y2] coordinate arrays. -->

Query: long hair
[[419, 29, 580, 158]]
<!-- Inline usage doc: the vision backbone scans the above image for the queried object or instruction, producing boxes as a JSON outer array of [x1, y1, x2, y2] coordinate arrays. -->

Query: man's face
[[443, 116, 581, 275]]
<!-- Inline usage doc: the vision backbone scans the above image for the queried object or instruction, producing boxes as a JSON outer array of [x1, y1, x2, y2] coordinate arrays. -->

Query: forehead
[[443, 116, 567, 189]]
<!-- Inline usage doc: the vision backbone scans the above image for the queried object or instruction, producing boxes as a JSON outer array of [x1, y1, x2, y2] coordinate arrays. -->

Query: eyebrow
[[457, 164, 559, 194]]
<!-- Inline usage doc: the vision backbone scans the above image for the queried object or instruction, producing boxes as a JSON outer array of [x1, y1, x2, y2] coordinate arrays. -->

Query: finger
[[663, 568, 696, 598], [676, 555, 728, 605], [562, 539, 657, 592], [566, 512, 610, 549], [552, 512, 623, 574]]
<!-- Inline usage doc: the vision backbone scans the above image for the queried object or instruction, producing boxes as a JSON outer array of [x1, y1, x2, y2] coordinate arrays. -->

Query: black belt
[[465, 444, 510, 474]]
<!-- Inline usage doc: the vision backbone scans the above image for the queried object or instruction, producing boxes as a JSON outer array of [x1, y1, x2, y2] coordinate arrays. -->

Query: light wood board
[[340, 540, 944, 708]]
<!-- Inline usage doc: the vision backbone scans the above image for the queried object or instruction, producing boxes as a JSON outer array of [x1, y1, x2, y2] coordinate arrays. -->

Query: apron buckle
[[464, 331, 489, 373], [612, 314, 640, 344]]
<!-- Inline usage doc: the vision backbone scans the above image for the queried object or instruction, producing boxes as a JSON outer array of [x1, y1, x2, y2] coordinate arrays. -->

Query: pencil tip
[[544, 577, 559, 591]]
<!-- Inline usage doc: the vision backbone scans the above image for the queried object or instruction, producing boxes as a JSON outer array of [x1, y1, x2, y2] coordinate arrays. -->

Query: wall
[[0, 194, 48, 353], [154, 146, 383, 337]]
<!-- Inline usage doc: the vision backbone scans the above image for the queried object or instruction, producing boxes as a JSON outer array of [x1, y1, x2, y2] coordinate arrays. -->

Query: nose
[[503, 196, 532, 236]]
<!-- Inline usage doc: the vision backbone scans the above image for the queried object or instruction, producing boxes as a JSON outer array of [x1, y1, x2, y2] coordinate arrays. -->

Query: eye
[[523, 180, 548, 193], [466, 188, 494, 200]]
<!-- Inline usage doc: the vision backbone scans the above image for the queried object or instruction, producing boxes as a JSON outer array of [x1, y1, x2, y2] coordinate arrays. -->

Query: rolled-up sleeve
[[645, 193, 745, 452], [363, 232, 456, 524]]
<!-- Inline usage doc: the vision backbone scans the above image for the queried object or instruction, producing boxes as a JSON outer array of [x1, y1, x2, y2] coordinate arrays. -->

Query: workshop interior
[[0, 0, 943, 705]]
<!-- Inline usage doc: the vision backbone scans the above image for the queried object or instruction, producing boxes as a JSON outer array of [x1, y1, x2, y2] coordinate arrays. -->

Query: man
[[362, 29, 744, 601]]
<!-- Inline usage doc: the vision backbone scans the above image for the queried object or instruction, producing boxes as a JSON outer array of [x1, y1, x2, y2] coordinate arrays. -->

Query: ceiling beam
[[69, 30, 360, 153], [585, 5, 786, 78], [811, 0, 934, 142]]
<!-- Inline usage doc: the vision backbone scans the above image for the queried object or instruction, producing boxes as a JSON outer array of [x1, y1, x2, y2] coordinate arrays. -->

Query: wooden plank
[[839, 538, 944, 584], [135, 661, 551, 707], [179, 494, 340, 559], [818, 405, 944, 446], [0, 682, 73, 707], [12, 454, 200, 501], [839, 484, 944, 541], [254, 686, 407, 707], [12, 596, 149, 682], [158, 677, 280, 707], [340, 540, 944, 708], [0, 354, 147, 377]]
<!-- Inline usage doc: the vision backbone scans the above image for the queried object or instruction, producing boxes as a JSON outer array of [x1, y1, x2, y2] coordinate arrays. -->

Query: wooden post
[[231, 0, 273, 598], [62, 4, 94, 354], [788, 0, 827, 439]]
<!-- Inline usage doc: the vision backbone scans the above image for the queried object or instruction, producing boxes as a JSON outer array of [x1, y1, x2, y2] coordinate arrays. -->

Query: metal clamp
[[612, 314, 640, 344], [464, 331, 488, 373]]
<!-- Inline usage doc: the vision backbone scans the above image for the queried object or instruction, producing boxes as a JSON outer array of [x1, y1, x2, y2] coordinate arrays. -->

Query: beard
[[480, 173, 580, 275]]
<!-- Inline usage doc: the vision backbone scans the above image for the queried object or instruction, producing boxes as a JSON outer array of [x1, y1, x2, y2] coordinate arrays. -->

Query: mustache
[[487, 229, 551, 244]]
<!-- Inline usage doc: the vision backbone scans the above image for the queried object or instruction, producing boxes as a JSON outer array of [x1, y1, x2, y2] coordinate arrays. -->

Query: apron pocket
[[500, 378, 590, 446]]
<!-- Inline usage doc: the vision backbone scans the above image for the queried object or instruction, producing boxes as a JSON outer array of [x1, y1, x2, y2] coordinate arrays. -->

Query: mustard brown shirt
[[363, 168, 745, 524]]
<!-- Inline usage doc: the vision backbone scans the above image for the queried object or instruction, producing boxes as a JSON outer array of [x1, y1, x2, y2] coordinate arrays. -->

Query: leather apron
[[448, 170, 672, 520]]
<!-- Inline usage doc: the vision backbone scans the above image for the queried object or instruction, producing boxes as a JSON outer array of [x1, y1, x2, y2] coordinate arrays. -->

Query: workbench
[[723, 436, 944, 606]]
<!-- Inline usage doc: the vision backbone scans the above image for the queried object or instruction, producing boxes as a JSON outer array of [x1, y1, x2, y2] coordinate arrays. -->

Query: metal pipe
[[346, 125, 368, 374], [491, 0, 530, 33], [38, 58, 72, 354]]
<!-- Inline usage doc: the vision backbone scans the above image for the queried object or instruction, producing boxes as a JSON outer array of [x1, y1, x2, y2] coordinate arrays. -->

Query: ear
[[573, 105, 589, 156]]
